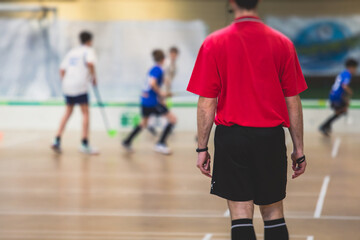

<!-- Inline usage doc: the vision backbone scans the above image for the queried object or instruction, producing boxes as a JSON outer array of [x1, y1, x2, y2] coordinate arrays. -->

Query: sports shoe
[[51, 142, 62, 154], [79, 144, 99, 155], [319, 125, 331, 137], [122, 142, 134, 153], [154, 143, 172, 155]]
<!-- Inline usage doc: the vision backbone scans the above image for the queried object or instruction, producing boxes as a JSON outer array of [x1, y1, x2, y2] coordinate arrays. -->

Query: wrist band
[[296, 155, 306, 164], [196, 147, 208, 153]]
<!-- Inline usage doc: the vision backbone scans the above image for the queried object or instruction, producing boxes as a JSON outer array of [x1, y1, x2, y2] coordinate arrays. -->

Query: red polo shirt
[[187, 16, 307, 128]]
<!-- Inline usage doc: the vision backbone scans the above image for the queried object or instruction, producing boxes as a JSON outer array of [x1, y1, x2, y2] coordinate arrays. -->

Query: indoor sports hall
[[0, 0, 359, 240]]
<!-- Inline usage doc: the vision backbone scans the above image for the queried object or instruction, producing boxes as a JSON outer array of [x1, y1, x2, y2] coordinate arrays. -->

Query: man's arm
[[150, 78, 170, 98], [150, 78, 161, 95], [87, 63, 97, 86], [285, 94, 307, 179], [60, 69, 65, 80], [342, 84, 353, 96], [197, 96, 217, 178]]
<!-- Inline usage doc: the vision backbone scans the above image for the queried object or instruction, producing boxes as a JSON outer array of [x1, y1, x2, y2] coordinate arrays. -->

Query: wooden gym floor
[[0, 129, 359, 240]]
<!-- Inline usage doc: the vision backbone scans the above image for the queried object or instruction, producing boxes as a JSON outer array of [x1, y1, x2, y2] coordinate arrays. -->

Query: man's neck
[[234, 9, 258, 19]]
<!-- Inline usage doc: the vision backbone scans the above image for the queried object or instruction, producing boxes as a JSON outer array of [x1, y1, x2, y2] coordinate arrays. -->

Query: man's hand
[[197, 151, 212, 178], [291, 152, 307, 179], [285, 95, 306, 179], [196, 96, 217, 178], [92, 78, 97, 86]]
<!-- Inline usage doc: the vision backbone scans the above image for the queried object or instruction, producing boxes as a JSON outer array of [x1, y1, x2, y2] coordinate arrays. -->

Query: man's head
[[80, 31, 93, 46], [152, 49, 165, 64], [169, 46, 179, 62], [231, 0, 259, 10], [345, 58, 358, 75]]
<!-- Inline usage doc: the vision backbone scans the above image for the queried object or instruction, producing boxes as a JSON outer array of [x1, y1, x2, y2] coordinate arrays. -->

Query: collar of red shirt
[[233, 16, 262, 24]]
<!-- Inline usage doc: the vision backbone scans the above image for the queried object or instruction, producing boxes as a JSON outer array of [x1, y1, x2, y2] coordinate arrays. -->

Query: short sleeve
[[149, 67, 162, 81], [281, 44, 308, 97], [86, 48, 97, 64], [187, 44, 221, 98], [342, 75, 351, 85]]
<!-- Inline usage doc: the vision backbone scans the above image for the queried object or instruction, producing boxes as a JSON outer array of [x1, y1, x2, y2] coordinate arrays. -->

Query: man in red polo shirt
[[187, 0, 307, 239]]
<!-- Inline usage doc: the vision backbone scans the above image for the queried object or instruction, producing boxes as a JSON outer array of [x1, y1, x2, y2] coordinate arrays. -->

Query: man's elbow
[[285, 94, 301, 104], [87, 62, 95, 70], [198, 96, 217, 110]]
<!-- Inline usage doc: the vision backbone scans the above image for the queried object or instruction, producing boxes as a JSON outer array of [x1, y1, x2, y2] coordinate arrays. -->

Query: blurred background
[[1, 0, 360, 100], [0, 1, 359, 240], [1, 0, 360, 131]]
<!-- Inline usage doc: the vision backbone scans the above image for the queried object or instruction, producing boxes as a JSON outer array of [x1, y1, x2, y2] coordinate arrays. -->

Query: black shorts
[[141, 104, 169, 117], [65, 93, 89, 105], [331, 100, 347, 110], [211, 124, 287, 205]]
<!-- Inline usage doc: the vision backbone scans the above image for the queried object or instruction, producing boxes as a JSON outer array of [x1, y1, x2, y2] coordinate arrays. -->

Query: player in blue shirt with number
[[122, 50, 177, 154], [319, 59, 358, 136]]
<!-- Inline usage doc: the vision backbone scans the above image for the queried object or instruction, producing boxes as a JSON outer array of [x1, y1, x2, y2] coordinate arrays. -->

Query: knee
[[139, 118, 148, 128], [66, 107, 74, 116], [228, 201, 254, 220], [169, 114, 177, 125], [260, 203, 284, 221], [81, 108, 89, 117]]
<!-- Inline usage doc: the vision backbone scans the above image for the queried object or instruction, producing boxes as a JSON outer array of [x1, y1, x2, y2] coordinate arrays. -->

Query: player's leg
[[80, 103, 90, 145], [320, 101, 347, 135], [260, 201, 289, 240], [122, 112, 149, 151], [155, 106, 177, 155], [158, 111, 176, 143], [52, 104, 74, 152], [252, 126, 288, 240], [228, 200, 257, 240], [79, 103, 98, 154], [211, 125, 256, 239]]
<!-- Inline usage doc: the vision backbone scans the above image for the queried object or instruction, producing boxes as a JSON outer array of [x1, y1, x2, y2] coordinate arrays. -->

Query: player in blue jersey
[[319, 59, 358, 136], [122, 50, 177, 154]]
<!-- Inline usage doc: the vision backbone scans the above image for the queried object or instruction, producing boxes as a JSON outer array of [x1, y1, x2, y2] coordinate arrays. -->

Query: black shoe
[[51, 142, 62, 153], [122, 141, 134, 153], [319, 126, 331, 137]]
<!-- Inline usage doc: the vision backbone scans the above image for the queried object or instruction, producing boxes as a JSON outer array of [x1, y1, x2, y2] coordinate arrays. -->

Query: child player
[[319, 58, 358, 136], [122, 49, 177, 155], [164, 46, 180, 95], [51, 31, 99, 154], [147, 46, 179, 136]]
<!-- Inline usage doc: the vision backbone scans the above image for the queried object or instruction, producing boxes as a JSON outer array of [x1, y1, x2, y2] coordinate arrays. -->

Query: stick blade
[[107, 130, 118, 138]]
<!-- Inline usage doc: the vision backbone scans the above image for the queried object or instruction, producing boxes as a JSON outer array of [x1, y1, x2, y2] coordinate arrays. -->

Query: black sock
[[264, 218, 289, 240], [82, 138, 88, 146], [321, 113, 341, 129], [124, 125, 142, 145], [55, 136, 61, 145], [231, 218, 256, 240], [158, 123, 174, 145]]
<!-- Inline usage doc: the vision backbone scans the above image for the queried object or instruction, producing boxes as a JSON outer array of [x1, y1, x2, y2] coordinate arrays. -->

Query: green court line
[[1, 100, 360, 109]]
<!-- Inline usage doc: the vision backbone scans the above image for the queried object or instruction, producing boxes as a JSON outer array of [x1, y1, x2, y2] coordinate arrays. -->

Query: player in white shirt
[[51, 31, 98, 155]]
